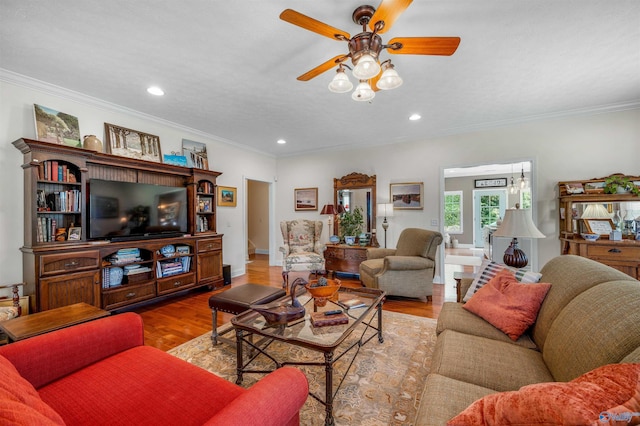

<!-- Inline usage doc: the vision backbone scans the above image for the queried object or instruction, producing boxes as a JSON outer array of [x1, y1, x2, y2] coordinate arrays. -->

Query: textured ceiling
[[1, 0, 639, 157]]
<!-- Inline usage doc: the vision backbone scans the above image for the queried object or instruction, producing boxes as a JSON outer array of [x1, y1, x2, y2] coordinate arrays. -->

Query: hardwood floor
[[130, 254, 446, 351]]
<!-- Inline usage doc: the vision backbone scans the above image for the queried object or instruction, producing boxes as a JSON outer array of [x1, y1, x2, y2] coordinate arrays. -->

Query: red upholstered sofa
[[0, 312, 308, 425]]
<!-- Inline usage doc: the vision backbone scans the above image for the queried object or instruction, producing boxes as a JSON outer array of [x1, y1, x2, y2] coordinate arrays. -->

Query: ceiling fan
[[280, 0, 460, 101]]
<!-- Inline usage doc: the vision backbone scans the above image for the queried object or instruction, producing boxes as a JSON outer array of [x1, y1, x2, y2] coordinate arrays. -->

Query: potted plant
[[340, 206, 364, 245], [603, 175, 640, 196]]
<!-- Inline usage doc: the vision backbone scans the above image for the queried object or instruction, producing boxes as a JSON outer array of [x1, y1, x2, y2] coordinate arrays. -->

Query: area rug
[[168, 310, 438, 426]]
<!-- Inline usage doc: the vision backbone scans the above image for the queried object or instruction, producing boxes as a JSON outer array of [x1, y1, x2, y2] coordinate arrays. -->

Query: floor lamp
[[378, 203, 394, 248], [493, 204, 544, 268]]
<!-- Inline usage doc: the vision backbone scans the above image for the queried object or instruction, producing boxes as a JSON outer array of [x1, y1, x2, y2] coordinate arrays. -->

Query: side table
[[0, 302, 109, 343], [453, 272, 475, 302], [324, 244, 369, 277]]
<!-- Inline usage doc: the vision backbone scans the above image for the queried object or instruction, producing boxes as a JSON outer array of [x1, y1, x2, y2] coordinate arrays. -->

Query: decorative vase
[[83, 135, 103, 152], [329, 235, 340, 244]]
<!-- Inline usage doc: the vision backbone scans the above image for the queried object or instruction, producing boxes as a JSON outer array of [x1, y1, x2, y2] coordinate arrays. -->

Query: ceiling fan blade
[[280, 9, 350, 41], [387, 37, 461, 56], [369, 0, 413, 34], [297, 55, 347, 81]]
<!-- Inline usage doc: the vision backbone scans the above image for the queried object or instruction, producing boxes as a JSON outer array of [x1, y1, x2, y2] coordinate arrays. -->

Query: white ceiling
[[1, 1, 639, 158]]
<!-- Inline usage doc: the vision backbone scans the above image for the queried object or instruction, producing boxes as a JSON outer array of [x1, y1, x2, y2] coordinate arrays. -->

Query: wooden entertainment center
[[13, 138, 224, 313]]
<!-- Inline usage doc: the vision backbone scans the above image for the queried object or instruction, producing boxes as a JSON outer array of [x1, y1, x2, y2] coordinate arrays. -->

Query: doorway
[[439, 160, 535, 301], [473, 189, 507, 247], [246, 179, 271, 263]]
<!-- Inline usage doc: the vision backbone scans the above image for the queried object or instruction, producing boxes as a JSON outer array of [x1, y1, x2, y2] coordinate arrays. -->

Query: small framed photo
[[390, 182, 423, 210], [217, 186, 237, 207], [583, 219, 614, 235], [163, 153, 188, 166], [67, 227, 82, 241], [104, 123, 162, 163], [294, 188, 318, 211]]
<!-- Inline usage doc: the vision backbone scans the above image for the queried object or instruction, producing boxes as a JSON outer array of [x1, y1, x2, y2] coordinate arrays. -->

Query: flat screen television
[[88, 179, 188, 241]]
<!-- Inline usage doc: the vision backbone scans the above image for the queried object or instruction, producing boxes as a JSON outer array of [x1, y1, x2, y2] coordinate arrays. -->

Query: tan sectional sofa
[[417, 255, 640, 425]]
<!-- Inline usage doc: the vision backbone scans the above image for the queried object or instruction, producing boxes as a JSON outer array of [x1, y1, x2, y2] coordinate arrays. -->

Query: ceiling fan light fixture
[[376, 61, 403, 90], [328, 67, 353, 93], [352, 52, 381, 80], [351, 80, 375, 102]]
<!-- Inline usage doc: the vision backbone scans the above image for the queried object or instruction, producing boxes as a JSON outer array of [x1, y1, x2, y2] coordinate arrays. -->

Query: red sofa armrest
[[207, 367, 309, 426], [0, 312, 144, 389]]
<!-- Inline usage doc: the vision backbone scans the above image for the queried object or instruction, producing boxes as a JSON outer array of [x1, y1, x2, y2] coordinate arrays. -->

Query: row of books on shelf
[[196, 216, 210, 232], [36, 217, 60, 242], [37, 189, 81, 212], [38, 160, 77, 183], [156, 257, 191, 278]]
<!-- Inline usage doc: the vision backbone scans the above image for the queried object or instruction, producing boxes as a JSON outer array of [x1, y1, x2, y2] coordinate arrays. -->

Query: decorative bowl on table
[[581, 233, 600, 241], [305, 277, 341, 307]]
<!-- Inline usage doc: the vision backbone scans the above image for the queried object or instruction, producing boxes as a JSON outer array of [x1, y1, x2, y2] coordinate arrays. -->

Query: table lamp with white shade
[[493, 204, 545, 268]]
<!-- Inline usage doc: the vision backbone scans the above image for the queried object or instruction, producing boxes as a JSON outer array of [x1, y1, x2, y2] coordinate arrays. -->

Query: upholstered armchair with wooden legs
[[280, 219, 325, 288], [359, 228, 443, 300]]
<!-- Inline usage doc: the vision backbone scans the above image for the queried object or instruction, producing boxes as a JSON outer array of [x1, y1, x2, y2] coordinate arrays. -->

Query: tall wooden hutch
[[14, 138, 225, 313]]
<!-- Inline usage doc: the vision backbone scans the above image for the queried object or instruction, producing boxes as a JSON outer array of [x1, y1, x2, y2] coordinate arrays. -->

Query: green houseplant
[[603, 175, 640, 196], [339, 206, 364, 244]]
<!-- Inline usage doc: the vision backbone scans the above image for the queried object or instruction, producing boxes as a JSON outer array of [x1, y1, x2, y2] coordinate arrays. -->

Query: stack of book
[[109, 248, 142, 264], [157, 257, 190, 278]]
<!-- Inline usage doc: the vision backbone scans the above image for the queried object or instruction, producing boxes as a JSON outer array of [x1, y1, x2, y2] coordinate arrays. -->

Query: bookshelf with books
[[13, 138, 225, 313]]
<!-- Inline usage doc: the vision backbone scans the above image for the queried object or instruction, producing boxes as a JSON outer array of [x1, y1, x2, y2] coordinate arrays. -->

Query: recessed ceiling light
[[147, 86, 165, 96], [409, 113, 421, 121], [277, 139, 286, 144]]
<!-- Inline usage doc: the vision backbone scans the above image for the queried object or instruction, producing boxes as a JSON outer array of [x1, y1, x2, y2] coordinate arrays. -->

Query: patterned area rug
[[168, 311, 437, 426]]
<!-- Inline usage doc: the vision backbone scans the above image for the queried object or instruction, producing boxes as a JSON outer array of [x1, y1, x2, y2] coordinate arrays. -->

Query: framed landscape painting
[[390, 182, 423, 210], [217, 186, 237, 207], [294, 188, 318, 211], [104, 123, 162, 162], [33, 104, 81, 147]]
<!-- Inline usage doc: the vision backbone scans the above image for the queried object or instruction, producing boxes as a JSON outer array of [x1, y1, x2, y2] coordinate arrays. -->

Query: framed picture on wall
[[217, 186, 237, 207], [390, 182, 423, 210], [294, 188, 318, 211]]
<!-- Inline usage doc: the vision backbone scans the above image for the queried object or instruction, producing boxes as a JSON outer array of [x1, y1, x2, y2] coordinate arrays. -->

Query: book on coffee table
[[310, 311, 349, 327], [337, 298, 367, 310]]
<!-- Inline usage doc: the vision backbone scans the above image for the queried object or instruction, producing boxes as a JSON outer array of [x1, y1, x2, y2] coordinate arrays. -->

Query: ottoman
[[208, 283, 286, 345]]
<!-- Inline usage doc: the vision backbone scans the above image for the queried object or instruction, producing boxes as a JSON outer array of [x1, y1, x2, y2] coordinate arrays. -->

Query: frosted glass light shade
[[352, 53, 380, 80], [376, 67, 403, 90], [351, 81, 375, 102], [328, 69, 353, 93]]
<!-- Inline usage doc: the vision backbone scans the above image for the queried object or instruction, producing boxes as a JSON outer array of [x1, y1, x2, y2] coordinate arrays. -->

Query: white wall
[[2, 75, 639, 299], [275, 108, 640, 272], [0, 78, 277, 293]]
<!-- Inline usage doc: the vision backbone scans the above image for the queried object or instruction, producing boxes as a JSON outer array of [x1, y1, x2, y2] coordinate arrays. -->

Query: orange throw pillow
[[447, 363, 640, 425], [463, 268, 551, 341]]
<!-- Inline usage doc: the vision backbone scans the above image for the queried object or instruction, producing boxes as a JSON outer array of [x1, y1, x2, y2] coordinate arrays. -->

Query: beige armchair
[[359, 228, 443, 300], [280, 219, 325, 288]]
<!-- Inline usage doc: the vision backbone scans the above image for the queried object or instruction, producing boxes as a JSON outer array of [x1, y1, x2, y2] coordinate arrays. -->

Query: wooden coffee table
[[1, 302, 110, 342]]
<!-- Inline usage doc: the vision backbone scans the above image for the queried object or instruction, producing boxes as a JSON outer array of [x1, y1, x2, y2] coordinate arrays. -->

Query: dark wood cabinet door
[[39, 270, 100, 311]]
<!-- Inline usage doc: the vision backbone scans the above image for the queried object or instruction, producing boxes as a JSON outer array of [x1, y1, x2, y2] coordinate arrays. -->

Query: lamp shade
[[581, 204, 611, 219], [376, 63, 403, 90], [328, 69, 353, 93], [351, 81, 375, 102], [493, 208, 544, 238], [378, 203, 394, 218], [352, 53, 381, 80]]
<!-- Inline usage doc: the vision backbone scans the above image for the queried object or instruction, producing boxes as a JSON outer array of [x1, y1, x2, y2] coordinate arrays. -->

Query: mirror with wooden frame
[[333, 172, 376, 236]]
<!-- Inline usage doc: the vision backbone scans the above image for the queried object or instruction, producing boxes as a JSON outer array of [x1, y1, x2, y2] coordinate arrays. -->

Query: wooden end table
[[0, 302, 110, 342]]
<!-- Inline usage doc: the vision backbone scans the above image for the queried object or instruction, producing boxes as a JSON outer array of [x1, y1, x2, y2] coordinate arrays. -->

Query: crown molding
[[0, 68, 275, 158]]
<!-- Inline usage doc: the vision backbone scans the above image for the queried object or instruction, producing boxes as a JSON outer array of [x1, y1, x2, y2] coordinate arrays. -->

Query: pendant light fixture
[[518, 163, 529, 190], [509, 164, 519, 195]]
